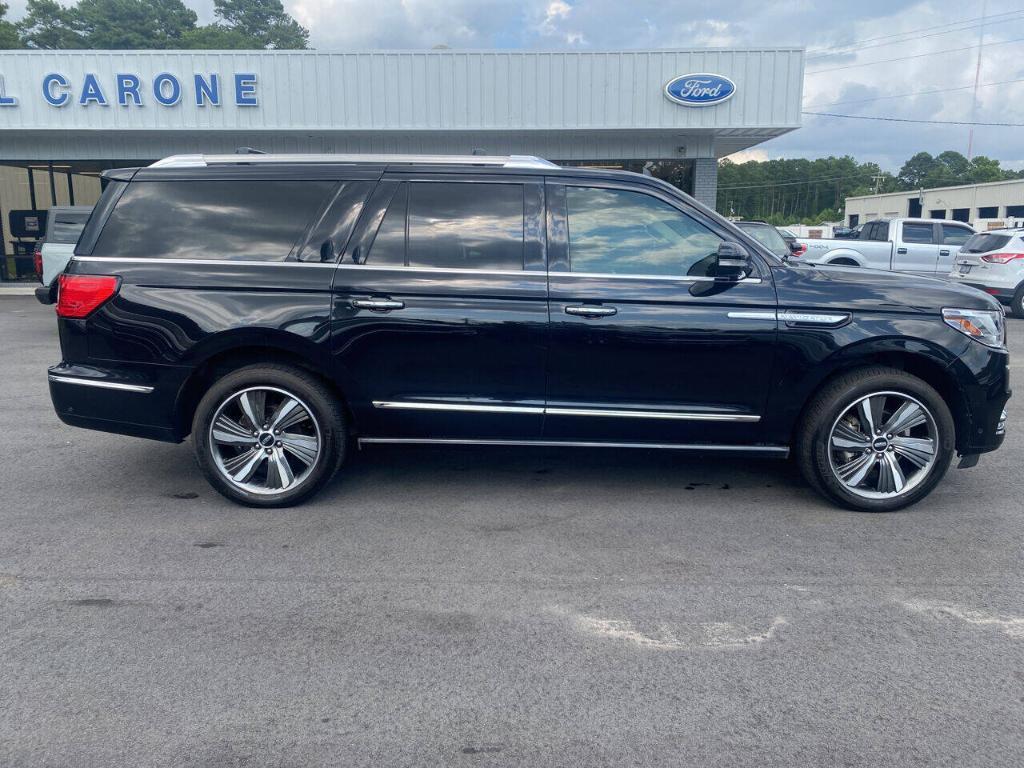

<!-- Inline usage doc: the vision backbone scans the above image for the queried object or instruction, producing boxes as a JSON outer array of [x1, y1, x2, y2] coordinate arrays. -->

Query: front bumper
[[947, 340, 1011, 457]]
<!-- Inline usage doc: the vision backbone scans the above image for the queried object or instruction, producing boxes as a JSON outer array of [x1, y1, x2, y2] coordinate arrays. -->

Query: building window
[[848, 214, 859, 227], [951, 208, 970, 222], [929, 209, 946, 219], [1006, 205, 1024, 218], [977, 206, 999, 219]]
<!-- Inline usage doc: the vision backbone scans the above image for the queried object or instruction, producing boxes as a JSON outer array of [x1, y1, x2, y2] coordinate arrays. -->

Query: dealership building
[[0, 47, 804, 278], [845, 178, 1024, 229]]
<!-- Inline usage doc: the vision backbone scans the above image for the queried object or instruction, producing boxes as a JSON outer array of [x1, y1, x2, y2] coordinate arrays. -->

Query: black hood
[[772, 262, 1002, 314]]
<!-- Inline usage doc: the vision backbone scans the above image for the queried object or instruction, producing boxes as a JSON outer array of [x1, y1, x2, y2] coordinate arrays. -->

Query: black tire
[[796, 366, 955, 512], [1009, 287, 1024, 319], [192, 364, 346, 508]]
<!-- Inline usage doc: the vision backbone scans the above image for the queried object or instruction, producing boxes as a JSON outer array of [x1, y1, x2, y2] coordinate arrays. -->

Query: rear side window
[[964, 233, 1012, 253], [364, 181, 526, 270], [48, 212, 91, 244], [940, 224, 973, 246], [565, 186, 722, 277], [902, 222, 935, 244], [93, 180, 336, 261]]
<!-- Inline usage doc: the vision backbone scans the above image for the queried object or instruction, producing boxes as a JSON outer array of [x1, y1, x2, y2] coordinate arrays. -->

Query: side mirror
[[788, 241, 802, 254], [715, 241, 752, 281]]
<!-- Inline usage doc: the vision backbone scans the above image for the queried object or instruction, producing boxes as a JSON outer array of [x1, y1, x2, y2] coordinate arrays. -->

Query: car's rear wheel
[[192, 364, 346, 507], [796, 367, 955, 512]]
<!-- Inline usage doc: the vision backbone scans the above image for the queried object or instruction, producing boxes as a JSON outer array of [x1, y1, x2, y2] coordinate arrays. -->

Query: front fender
[[761, 319, 972, 445]]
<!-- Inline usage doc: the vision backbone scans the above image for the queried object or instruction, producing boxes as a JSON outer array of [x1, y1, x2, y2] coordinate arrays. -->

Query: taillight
[[33, 245, 43, 279], [980, 252, 1024, 264], [56, 274, 120, 318]]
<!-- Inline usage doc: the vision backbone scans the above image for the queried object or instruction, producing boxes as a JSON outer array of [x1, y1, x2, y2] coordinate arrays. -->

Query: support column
[[692, 157, 718, 211]]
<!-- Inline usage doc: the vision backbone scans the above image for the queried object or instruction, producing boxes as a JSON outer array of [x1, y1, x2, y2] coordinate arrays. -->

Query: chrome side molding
[[372, 400, 759, 422], [727, 309, 851, 326], [48, 374, 154, 393]]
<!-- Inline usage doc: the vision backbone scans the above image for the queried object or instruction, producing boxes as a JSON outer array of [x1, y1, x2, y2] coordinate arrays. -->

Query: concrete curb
[[0, 285, 39, 296]]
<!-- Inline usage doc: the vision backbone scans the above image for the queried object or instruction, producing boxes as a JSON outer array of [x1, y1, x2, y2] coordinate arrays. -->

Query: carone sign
[[664, 73, 735, 107], [0, 72, 259, 107]]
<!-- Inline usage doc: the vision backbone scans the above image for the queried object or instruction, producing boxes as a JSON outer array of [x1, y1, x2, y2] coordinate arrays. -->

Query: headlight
[[942, 308, 1005, 348]]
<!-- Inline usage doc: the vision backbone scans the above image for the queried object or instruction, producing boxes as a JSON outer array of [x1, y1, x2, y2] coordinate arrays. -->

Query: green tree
[[896, 151, 939, 189], [205, 0, 308, 49], [73, 0, 197, 49], [18, 0, 84, 48], [180, 23, 256, 49], [0, 2, 21, 48]]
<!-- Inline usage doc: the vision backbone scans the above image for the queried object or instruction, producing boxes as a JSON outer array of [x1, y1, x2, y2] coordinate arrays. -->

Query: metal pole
[[967, 0, 987, 160], [66, 170, 75, 205], [27, 167, 37, 210], [48, 161, 57, 206]]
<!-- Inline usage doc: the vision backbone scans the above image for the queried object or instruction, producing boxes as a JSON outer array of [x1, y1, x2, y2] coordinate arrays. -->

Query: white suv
[[949, 228, 1024, 316]]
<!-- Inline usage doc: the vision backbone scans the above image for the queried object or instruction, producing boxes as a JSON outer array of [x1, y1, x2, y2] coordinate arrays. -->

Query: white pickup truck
[[796, 218, 975, 274]]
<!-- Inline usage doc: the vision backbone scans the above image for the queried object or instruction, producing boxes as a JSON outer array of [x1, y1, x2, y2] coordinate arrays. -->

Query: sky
[[6, 0, 1024, 170]]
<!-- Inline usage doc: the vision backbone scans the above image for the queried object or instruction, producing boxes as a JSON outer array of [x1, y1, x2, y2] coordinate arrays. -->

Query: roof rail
[[149, 153, 559, 170]]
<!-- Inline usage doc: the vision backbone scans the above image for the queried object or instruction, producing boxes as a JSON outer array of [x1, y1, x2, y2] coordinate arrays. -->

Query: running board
[[357, 437, 789, 456]]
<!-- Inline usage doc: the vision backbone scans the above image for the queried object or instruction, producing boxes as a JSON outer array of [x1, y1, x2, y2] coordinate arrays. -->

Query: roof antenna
[[234, 147, 267, 155]]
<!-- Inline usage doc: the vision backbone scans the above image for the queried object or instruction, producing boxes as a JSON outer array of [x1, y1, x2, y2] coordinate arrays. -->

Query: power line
[[804, 77, 1024, 108], [806, 35, 1024, 74], [718, 172, 882, 191], [806, 11, 1024, 60], [805, 8, 1024, 54], [802, 111, 1024, 127]]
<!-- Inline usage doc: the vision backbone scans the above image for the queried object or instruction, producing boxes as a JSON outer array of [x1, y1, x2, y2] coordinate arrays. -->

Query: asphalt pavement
[[1, 295, 1023, 767]]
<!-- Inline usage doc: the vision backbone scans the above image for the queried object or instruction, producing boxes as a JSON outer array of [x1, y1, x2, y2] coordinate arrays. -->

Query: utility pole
[[967, 0, 987, 160]]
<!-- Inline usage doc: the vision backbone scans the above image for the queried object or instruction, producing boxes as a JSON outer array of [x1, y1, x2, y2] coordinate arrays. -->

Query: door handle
[[565, 304, 617, 318], [351, 298, 405, 311], [896, 247, 908, 254], [940, 249, 950, 256]]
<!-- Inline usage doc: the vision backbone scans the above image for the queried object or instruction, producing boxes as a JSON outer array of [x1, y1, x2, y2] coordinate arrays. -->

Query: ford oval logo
[[664, 73, 736, 107]]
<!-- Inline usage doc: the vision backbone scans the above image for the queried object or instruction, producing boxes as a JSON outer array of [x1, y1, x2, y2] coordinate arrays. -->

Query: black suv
[[48, 153, 1010, 511]]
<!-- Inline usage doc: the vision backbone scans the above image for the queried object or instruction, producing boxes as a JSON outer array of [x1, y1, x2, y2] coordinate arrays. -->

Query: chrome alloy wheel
[[208, 386, 322, 496], [827, 390, 939, 500]]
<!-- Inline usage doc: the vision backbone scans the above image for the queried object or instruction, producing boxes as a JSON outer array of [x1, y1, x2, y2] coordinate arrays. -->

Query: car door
[[327, 173, 549, 440], [936, 222, 974, 272], [543, 179, 779, 446], [892, 221, 940, 273]]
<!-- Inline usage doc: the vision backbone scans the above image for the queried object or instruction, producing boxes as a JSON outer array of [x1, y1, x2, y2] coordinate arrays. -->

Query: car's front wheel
[[1009, 287, 1024, 318], [797, 367, 955, 512], [192, 364, 346, 507]]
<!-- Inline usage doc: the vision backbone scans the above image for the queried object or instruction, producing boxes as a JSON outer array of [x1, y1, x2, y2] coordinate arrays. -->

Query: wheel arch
[[172, 334, 353, 439], [789, 343, 970, 453]]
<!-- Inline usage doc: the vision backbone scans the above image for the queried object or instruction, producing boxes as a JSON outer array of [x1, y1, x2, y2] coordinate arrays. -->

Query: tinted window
[[941, 224, 973, 246], [48, 211, 91, 244], [868, 221, 890, 241], [364, 184, 407, 265], [94, 180, 336, 261], [978, 206, 998, 219], [736, 222, 788, 257], [566, 187, 721, 277], [964, 233, 1012, 253], [406, 182, 524, 270], [902, 222, 935, 244]]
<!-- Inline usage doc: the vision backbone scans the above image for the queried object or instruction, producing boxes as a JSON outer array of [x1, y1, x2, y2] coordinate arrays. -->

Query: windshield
[[736, 222, 789, 257]]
